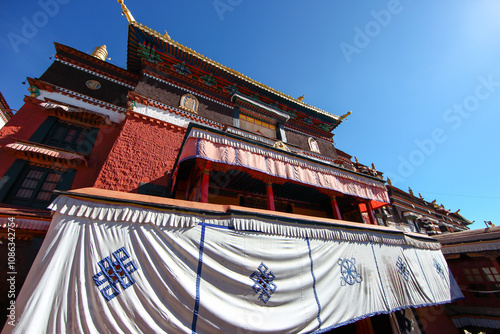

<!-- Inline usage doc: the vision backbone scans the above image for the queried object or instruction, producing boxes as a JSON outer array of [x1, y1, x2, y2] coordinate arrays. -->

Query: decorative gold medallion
[[86, 80, 101, 90]]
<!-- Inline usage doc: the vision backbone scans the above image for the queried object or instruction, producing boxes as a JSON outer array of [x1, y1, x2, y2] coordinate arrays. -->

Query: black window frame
[[29, 116, 99, 155], [1, 162, 76, 209]]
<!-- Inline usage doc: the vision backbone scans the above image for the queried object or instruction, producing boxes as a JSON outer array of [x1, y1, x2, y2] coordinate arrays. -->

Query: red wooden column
[[200, 161, 211, 203], [366, 200, 377, 225], [331, 196, 342, 220], [266, 182, 275, 211], [354, 317, 375, 334]]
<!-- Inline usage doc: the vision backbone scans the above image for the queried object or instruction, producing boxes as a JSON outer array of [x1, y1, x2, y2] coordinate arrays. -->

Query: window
[[463, 267, 500, 299], [179, 94, 198, 113], [239, 113, 277, 139], [43, 119, 92, 152], [5, 165, 63, 209]]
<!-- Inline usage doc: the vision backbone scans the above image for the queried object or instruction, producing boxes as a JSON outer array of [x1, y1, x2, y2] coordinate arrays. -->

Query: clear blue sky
[[1, 1, 499, 230]]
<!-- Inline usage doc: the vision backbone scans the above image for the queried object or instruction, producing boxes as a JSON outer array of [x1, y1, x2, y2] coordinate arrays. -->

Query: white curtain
[[3, 197, 462, 334]]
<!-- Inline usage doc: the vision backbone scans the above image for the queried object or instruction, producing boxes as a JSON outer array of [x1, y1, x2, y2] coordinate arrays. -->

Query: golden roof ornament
[[386, 177, 392, 186], [371, 163, 376, 170], [408, 187, 414, 196], [297, 95, 305, 101], [163, 30, 171, 39], [338, 111, 352, 122], [354, 156, 359, 164], [419, 193, 424, 200], [117, 0, 135, 23], [90, 45, 109, 61]]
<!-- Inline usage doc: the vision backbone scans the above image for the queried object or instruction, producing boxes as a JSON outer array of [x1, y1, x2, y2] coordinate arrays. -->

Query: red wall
[[71, 125, 123, 189], [94, 115, 185, 192], [0, 102, 48, 177], [416, 305, 460, 334]]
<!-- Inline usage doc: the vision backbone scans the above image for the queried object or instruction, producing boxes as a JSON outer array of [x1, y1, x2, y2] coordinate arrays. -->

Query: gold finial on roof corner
[[91, 45, 109, 61], [338, 111, 352, 122], [419, 192, 424, 200], [297, 95, 305, 101], [386, 177, 392, 186], [454, 209, 460, 214], [408, 187, 414, 196], [117, 0, 135, 23], [371, 163, 376, 170], [163, 30, 171, 39], [354, 156, 359, 164]]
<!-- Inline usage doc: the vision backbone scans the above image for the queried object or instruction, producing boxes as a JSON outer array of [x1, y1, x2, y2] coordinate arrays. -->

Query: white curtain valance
[[49, 196, 439, 250]]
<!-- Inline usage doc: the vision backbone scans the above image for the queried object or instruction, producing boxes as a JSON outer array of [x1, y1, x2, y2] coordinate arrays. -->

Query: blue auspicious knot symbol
[[93, 247, 138, 301], [250, 262, 277, 303], [433, 258, 445, 279], [338, 258, 363, 286], [396, 256, 410, 282]]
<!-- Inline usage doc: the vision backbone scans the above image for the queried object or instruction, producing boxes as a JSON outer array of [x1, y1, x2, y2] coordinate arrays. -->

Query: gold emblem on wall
[[179, 94, 199, 114], [86, 80, 101, 90]]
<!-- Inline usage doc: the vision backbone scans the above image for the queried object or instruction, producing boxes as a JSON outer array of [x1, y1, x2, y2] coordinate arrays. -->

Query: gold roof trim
[[130, 21, 339, 121]]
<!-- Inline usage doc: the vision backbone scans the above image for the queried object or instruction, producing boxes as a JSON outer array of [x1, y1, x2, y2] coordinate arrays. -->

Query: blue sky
[[1, 0, 499, 230]]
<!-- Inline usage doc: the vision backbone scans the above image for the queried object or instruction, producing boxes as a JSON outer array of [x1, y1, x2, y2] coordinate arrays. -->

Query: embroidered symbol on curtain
[[433, 258, 445, 279], [395, 309, 413, 334], [250, 262, 277, 303], [396, 256, 410, 282], [93, 247, 138, 301], [338, 258, 363, 286]]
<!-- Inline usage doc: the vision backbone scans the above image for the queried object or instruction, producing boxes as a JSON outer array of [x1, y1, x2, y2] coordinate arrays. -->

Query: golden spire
[[297, 95, 305, 101], [117, 0, 135, 23], [90, 45, 109, 61]]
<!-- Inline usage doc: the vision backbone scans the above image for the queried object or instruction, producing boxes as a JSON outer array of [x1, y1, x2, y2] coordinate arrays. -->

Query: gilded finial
[[419, 193, 424, 200], [163, 30, 171, 39], [408, 187, 414, 196], [354, 156, 359, 164], [90, 45, 109, 61], [454, 209, 460, 214], [117, 0, 135, 23], [297, 95, 305, 101], [371, 163, 376, 170], [387, 177, 393, 186], [485, 221, 496, 227], [338, 111, 352, 122]]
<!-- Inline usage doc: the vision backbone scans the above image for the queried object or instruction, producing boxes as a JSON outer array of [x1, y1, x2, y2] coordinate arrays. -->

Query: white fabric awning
[[4, 194, 463, 334], [175, 127, 390, 205]]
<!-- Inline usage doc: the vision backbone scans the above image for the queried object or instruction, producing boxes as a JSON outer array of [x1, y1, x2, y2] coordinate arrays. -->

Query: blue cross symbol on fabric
[[396, 256, 410, 282], [250, 262, 277, 304], [93, 247, 138, 301]]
